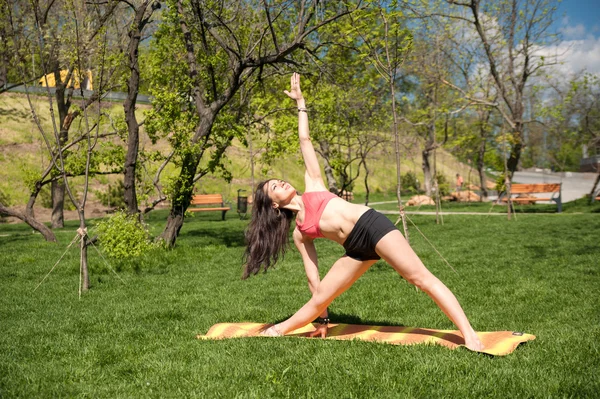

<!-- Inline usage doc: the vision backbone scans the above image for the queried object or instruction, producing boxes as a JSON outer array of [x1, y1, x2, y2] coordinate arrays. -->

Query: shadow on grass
[[524, 244, 548, 257], [182, 227, 246, 247], [0, 106, 31, 121], [273, 313, 469, 346], [0, 233, 47, 247], [273, 312, 407, 328], [574, 245, 600, 256]]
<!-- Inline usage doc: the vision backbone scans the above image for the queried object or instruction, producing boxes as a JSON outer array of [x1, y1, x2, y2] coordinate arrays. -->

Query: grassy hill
[[0, 92, 478, 212]]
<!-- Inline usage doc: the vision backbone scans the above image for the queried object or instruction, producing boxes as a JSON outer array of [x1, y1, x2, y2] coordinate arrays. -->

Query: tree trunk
[[51, 178, 66, 228], [476, 107, 492, 200], [123, 40, 141, 214], [51, 130, 69, 229], [123, 131, 139, 215], [363, 162, 370, 206], [507, 139, 523, 179], [0, 202, 57, 242], [318, 140, 339, 194], [422, 147, 433, 197], [477, 140, 488, 200], [421, 119, 437, 197], [80, 241, 89, 292], [246, 133, 253, 191], [589, 172, 600, 203], [159, 152, 201, 246], [79, 217, 90, 293], [161, 211, 185, 247], [477, 164, 487, 201], [0, 28, 7, 91], [51, 73, 70, 228], [123, 1, 154, 216], [389, 80, 409, 241], [506, 107, 524, 178]]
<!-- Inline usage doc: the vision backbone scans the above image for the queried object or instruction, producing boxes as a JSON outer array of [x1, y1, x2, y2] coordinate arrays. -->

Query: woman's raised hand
[[283, 72, 304, 102]]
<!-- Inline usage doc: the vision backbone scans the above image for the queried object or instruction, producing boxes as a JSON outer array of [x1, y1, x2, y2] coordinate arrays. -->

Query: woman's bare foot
[[464, 332, 485, 352]]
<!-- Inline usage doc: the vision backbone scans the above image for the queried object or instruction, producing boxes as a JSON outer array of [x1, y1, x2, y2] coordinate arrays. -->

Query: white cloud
[[537, 35, 600, 77], [560, 23, 586, 39], [553, 19, 600, 75], [446, 13, 600, 86]]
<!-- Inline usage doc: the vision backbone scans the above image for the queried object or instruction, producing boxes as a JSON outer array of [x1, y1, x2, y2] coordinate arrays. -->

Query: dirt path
[[1, 201, 113, 224]]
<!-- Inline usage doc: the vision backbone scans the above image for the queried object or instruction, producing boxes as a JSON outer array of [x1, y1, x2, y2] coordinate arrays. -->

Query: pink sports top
[[296, 191, 338, 238]]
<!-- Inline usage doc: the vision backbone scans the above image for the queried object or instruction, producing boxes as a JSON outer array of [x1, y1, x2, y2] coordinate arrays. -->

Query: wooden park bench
[[499, 183, 562, 213], [188, 194, 231, 220]]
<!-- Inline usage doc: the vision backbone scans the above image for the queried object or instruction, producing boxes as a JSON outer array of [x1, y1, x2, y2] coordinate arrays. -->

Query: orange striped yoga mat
[[197, 322, 535, 356]]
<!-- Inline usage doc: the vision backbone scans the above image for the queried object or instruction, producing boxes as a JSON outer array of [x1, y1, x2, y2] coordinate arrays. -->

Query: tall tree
[[447, 0, 560, 178], [0, 0, 44, 94], [0, 0, 54, 240], [149, 0, 362, 246], [1, 0, 120, 241], [352, 2, 413, 237], [26, 0, 119, 228], [538, 73, 600, 171], [401, 31, 467, 198], [435, 16, 498, 199], [27, 0, 122, 291], [0, 0, 8, 91], [121, 0, 162, 215], [313, 20, 391, 197], [578, 75, 600, 201], [247, 28, 390, 198]]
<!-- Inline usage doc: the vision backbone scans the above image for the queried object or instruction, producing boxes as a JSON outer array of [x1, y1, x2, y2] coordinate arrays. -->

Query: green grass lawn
[[1, 210, 599, 398]]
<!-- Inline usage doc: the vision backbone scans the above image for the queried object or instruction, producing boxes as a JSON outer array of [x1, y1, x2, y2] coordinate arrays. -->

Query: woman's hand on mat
[[308, 324, 328, 338], [284, 72, 304, 102], [261, 325, 283, 337]]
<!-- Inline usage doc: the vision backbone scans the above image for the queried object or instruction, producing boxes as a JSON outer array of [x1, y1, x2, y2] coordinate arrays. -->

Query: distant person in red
[[456, 173, 464, 192]]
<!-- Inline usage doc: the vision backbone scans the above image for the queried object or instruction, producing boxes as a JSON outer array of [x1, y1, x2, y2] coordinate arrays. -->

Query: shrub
[[95, 180, 126, 209], [434, 172, 450, 196], [95, 211, 158, 261], [0, 190, 11, 206], [38, 185, 77, 210], [401, 172, 421, 194], [38, 186, 53, 209], [495, 173, 507, 193], [0, 190, 10, 223]]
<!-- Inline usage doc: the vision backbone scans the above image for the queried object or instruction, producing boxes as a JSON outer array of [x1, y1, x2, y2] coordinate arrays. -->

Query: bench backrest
[[510, 183, 561, 194], [191, 194, 224, 205]]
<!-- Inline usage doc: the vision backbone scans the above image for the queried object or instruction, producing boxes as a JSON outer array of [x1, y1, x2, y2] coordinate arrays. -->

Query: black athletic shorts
[[343, 209, 397, 261]]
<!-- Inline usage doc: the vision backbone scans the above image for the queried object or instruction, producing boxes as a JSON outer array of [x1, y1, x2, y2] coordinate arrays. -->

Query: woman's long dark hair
[[242, 180, 294, 279]]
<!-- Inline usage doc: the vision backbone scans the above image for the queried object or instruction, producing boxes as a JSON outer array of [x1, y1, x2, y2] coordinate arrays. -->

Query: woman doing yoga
[[243, 73, 484, 352]]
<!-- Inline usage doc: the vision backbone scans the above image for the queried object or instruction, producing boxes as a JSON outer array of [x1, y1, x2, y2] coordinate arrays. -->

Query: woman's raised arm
[[284, 73, 325, 190]]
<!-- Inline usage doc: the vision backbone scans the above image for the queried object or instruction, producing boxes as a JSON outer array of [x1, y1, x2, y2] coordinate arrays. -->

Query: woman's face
[[265, 179, 295, 208]]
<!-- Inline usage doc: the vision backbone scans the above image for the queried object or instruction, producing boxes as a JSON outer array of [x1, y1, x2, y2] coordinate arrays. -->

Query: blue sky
[[556, 0, 600, 35], [548, 0, 600, 75]]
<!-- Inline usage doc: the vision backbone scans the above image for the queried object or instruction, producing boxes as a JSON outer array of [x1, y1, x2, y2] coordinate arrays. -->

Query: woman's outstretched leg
[[376, 230, 484, 351], [269, 257, 376, 336]]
